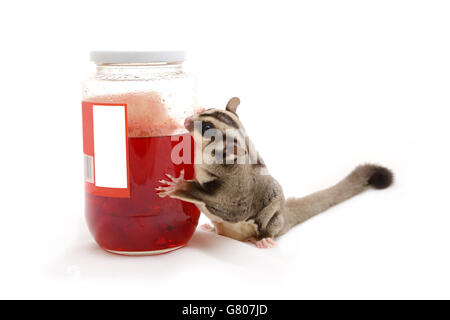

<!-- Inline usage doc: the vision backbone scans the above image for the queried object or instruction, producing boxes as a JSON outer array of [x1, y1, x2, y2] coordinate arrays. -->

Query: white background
[[1, 0, 449, 299]]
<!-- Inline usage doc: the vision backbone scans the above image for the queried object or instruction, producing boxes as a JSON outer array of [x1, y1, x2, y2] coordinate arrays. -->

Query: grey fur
[[157, 98, 394, 244]]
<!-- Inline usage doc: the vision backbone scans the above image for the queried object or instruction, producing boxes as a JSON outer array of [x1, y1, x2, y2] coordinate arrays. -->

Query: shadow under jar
[[82, 51, 201, 255]]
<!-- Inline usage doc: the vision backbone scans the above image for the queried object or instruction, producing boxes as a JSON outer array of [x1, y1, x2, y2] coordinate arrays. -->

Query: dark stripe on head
[[204, 111, 240, 128]]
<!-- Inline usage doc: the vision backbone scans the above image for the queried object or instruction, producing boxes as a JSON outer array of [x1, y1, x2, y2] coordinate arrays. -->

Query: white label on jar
[[92, 105, 128, 189]]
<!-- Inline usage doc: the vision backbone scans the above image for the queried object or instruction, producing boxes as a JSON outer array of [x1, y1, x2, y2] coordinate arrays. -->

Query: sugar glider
[[157, 97, 393, 248]]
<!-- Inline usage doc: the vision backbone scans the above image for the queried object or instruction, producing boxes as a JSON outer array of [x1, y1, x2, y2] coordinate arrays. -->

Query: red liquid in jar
[[85, 133, 200, 253]]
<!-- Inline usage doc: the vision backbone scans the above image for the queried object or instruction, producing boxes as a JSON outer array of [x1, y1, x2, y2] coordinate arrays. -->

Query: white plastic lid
[[90, 51, 186, 64]]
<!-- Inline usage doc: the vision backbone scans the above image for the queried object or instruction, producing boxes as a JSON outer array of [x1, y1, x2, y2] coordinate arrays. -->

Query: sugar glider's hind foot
[[199, 223, 216, 232], [247, 237, 277, 249]]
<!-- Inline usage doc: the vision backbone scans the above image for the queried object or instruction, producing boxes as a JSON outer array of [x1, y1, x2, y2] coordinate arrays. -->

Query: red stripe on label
[[82, 102, 94, 156]]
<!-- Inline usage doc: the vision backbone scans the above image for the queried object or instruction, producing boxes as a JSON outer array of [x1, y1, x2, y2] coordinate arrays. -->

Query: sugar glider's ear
[[226, 97, 240, 113]]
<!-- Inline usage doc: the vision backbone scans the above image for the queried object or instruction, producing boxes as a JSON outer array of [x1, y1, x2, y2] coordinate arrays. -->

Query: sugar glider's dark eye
[[202, 122, 214, 135]]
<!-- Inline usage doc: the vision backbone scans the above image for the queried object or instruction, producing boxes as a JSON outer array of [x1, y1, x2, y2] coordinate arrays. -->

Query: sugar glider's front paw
[[155, 170, 186, 198]]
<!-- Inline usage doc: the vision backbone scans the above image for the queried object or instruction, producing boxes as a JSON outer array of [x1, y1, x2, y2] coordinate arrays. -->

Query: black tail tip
[[368, 166, 394, 189]]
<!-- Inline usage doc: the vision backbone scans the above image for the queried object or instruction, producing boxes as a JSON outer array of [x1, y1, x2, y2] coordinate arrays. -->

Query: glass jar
[[82, 51, 201, 255]]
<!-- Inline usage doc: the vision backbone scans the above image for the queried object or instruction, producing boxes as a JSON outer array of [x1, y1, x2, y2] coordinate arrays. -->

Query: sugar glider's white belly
[[200, 205, 258, 241]]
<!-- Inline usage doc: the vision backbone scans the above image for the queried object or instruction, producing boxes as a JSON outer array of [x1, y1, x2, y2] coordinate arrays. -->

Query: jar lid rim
[[90, 51, 186, 64]]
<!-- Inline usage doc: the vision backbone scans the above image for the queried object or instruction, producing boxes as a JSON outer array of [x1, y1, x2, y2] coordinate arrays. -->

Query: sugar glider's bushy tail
[[279, 164, 393, 235]]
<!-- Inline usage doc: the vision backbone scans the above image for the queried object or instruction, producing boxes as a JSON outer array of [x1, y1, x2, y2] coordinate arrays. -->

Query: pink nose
[[184, 117, 194, 131]]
